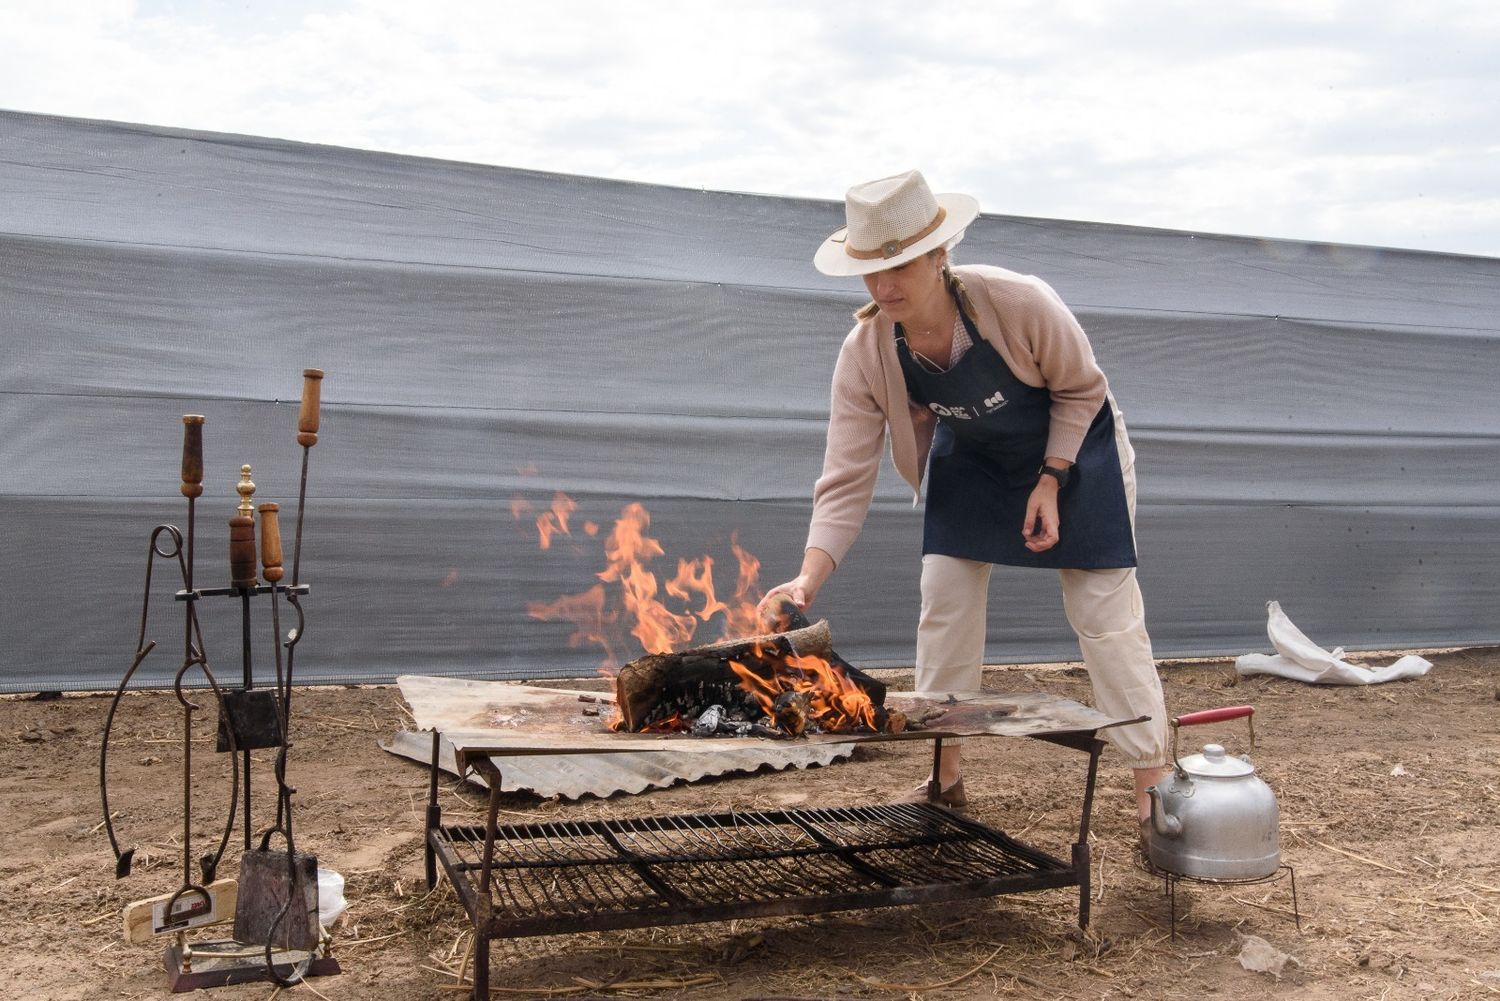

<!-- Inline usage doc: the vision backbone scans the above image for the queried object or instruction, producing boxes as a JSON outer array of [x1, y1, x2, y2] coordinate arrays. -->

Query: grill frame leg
[[425, 730, 441, 891], [1030, 730, 1105, 929], [472, 928, 490, 1001], [1074, 737, 1103, 928], [470, 764, 504, 1001]]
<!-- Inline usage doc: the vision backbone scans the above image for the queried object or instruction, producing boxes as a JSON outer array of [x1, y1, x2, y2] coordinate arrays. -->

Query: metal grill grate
[[434, 803, 1075, 937]]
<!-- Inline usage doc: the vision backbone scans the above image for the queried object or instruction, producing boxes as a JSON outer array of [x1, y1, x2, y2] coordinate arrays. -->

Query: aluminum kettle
[[1146, 705, 1280, 880]]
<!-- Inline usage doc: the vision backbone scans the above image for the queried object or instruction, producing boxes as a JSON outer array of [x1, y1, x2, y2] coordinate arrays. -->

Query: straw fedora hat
[[814, 170, 980, 277]]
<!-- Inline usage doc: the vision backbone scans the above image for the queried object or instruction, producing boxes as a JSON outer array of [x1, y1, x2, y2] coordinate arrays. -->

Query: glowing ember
[[639, 712, 689, 734], [728, 648, 882, 735]]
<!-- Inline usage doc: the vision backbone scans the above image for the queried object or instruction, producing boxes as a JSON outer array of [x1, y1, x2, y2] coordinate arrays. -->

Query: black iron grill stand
[[423, 728, 1106, 1001]]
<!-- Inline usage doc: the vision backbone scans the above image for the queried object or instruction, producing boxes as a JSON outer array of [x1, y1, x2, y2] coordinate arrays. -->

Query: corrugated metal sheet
[[395, 675, 1130, 760], [380, 728, 854, 801], [386, 676, 1137, 799]]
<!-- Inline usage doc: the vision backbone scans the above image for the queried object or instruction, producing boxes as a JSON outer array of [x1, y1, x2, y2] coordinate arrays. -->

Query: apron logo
[[982, 391, 1007, 412], [928, 401, 974, 420]]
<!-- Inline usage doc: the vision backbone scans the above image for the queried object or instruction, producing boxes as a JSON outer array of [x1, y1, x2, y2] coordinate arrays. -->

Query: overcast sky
[[5, 0, 1498, 257]]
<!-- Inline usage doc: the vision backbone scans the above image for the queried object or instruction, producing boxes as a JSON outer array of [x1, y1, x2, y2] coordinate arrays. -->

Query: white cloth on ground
[[1235, 600, 1432, 685]]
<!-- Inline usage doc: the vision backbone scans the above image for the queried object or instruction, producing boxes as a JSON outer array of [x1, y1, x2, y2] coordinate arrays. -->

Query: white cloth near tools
[[1235, 601, 1432, 685]]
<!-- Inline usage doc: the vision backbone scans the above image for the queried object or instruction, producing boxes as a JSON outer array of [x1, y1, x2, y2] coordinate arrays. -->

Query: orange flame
[[525, 583, 624, 672], [596, 503, 699, 654], [640, 712, 690, 734], [726, 645, 880, 734], [798, 653, 881, 733], [518, 489, 879, 734], [727, 653, 781, 711], [666, 556, 730, 623], [536, 492, 577, 550], [723, 534, 764, 639], [518, 492, 769, 672]]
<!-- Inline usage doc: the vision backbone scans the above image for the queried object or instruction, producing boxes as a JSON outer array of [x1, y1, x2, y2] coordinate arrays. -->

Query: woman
[[761, 170, 1169, 820]]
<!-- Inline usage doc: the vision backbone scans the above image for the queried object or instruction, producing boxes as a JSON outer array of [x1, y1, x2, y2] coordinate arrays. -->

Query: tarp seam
[[4, 229, 1496, 334]]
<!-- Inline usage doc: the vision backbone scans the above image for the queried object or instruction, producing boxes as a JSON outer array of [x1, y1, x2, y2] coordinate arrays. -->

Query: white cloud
[[2, 0, 1497, 255]]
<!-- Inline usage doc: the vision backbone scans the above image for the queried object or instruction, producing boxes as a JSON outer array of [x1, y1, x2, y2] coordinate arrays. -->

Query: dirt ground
[[4, 647, 1498, 1001]]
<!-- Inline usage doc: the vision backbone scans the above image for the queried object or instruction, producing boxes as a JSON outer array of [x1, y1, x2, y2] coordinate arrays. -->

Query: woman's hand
[[757, 548, 837, 617], [760, 575, 820, 614], [1022, 477, 1062, 552]]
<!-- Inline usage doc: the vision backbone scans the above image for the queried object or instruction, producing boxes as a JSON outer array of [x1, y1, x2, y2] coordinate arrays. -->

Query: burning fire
[[728, 647, 881, 734], [516, 493, 765, 672], [516, 490, 886, 737], [640, 713, 687, 734], [535, 492, 576, 550]]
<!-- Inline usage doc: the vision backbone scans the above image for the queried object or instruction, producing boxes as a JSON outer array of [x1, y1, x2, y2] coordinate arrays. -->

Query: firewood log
[[614, 620, 832, 732]]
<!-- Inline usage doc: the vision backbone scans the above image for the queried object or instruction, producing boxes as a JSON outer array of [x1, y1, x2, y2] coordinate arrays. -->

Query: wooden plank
[[122, 879, 236, 944]]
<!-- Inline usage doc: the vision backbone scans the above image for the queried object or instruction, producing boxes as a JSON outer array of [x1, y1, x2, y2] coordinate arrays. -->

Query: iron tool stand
[[100, 370, 340, 991]]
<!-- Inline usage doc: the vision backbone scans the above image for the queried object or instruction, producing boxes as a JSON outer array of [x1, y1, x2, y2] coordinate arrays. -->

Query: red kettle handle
[[1172, 705, 1254, 728], [1169, 705, 1257, 763]]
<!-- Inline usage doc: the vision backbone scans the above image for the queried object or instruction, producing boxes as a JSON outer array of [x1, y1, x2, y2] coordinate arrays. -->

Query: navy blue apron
[[895, 306, 1137, 570]]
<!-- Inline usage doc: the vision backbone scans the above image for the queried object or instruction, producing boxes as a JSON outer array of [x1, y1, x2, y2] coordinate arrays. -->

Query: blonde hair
[[852, 248, 976, 324]]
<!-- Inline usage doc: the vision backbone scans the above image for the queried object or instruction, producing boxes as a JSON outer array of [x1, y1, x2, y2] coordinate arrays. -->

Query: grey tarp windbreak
[[2, 110, 1497, 693]]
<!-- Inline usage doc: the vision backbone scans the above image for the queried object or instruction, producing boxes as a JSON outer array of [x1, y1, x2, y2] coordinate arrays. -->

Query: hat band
[[845, 207, 948, 261]]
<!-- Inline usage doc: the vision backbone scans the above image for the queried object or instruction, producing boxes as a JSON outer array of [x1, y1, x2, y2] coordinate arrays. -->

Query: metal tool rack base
[[163, 942, 341, 992], [423, 729, 1105, 1001]]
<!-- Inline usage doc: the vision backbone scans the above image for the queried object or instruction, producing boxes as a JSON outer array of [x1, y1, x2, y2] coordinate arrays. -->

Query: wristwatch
[[1038, 464, 1071, 489]]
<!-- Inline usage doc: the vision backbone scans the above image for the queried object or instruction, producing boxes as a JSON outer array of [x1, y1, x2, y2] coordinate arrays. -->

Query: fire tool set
[[98, 369, 339, 991]]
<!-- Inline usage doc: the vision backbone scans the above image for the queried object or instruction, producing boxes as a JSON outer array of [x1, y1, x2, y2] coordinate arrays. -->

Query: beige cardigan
[[804, 264, 1109, 567]]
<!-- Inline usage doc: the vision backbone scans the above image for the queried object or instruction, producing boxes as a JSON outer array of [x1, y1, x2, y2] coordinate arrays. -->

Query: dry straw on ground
[[2, 647, 1497, 1000]]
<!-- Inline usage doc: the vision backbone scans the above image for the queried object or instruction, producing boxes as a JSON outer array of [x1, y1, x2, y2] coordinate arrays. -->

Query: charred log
[[613, 632, 803, 733], [759, 596, 887, 705], [613, 614, 888, 735]]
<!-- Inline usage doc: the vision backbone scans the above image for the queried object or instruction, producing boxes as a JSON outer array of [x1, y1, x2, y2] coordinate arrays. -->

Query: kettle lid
[[1177, 743, 1256, 777]]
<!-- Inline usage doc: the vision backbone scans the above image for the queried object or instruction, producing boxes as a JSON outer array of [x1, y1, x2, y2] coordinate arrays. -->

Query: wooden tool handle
[[180, 416, 205, 498], [229, 514, 258, 589], [258, 503, 283, 583], [297, 368, 323, 446]]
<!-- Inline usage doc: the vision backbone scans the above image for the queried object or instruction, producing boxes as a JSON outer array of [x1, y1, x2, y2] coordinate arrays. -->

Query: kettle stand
[[1141, 857, 1300, 941]]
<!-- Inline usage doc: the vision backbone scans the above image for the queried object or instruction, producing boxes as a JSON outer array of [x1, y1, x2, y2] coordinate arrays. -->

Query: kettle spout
[[1146, 784, 1182, 839]]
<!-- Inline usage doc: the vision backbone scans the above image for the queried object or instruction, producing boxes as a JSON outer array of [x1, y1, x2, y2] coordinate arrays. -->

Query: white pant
[[913, 401, 1169, 769], [916, 556, 1169, 768]]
